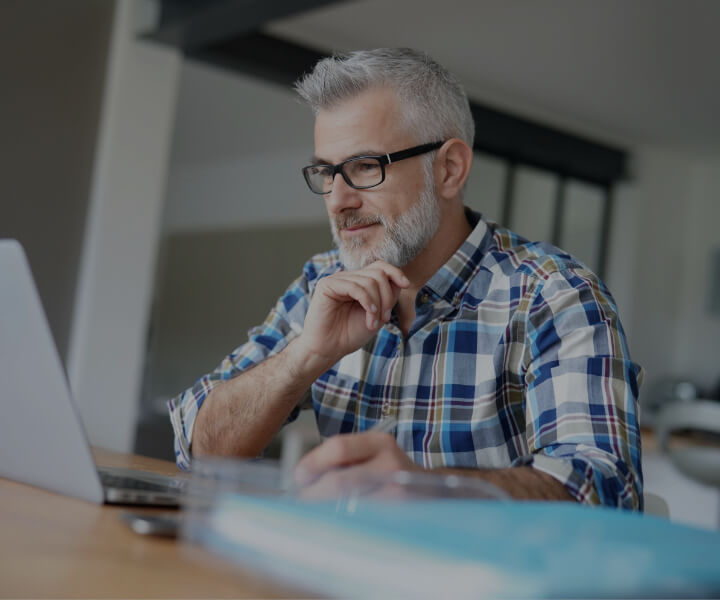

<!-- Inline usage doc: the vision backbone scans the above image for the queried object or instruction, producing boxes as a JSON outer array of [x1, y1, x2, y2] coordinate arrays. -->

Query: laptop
[[0, 239, 185, 506]]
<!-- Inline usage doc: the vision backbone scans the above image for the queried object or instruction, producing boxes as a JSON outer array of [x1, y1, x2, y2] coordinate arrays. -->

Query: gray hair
[[294, 48, 475, 149]]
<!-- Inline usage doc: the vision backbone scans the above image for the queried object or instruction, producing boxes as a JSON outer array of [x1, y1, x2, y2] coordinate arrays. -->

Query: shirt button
[[420, 293, 430, 304]]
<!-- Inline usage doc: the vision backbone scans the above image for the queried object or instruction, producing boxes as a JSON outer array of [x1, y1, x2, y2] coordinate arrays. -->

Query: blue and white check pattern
[[169, 210, 643, 509]]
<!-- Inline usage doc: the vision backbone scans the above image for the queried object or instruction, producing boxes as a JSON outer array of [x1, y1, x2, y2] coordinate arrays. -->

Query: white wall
[[618, 148, 720, 396], [163, 61, 326, 233], [67, 0, 181, 452], [675, 158, 720, 392]]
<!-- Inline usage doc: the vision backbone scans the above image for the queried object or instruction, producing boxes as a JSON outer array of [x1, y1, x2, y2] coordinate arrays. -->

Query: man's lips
[[343, 223, 380, 233]]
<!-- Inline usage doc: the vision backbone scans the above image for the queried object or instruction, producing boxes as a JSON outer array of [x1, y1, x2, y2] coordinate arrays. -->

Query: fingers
[[365, 261, 410, 292], [313, 260, 410, 334], [318, 277, 381, 329], [296, 466, 386, 500], [296, 466, 412, 501], [348, 272, 395, 325], [322, 261, 409, 328], [295, 432, 386, 481], [294, 431, 412, 485]]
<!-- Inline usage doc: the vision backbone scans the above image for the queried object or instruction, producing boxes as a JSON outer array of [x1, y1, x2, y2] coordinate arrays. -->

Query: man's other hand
[[293, 430, 418, 495]]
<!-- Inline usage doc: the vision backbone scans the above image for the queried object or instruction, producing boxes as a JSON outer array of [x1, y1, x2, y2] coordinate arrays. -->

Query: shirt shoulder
[[482, 221, 592, 283]]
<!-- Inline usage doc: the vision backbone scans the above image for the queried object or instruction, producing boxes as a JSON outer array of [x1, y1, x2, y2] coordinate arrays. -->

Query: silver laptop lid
[[0, 239, 104, 503]]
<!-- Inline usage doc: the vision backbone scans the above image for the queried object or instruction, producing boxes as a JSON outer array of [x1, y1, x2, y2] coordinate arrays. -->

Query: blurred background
[[1, 0, 719, 527]]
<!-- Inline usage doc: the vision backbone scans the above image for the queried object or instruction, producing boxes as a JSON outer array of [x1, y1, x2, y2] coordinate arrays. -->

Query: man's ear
[[435, 139, 473, 201]]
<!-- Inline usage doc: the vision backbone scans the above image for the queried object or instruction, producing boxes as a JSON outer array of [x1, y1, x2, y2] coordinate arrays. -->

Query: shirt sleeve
[[518, 267, 644, 510], [167, 269, 315, 471]]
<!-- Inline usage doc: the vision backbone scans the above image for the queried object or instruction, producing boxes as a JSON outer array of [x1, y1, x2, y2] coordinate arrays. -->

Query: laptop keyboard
[[99, 472, 177, 492]]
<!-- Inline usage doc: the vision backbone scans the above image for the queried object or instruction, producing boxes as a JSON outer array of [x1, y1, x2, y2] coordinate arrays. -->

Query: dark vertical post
[[551, 176, 567, 246], [501, 162, 517, 228], [597, 184, 615, 281]]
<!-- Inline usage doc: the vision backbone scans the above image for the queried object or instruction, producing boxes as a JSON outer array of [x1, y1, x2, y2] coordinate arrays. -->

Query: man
[[168, 48, 643, 509]]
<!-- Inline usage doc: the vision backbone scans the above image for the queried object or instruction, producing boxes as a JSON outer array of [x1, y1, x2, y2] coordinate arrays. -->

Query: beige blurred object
[[641, 377, 698, 428], [656, 399, 720, 489], [655, 397, 720, 528], [644, 492, 670, 518]]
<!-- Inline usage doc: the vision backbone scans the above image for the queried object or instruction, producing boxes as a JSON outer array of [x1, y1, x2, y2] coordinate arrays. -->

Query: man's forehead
[[311, 147, 385, 164], [312, 88, 410, 162]]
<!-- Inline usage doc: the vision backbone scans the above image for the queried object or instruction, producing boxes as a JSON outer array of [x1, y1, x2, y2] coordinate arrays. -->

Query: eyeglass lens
[[306, 157, 383, 194]]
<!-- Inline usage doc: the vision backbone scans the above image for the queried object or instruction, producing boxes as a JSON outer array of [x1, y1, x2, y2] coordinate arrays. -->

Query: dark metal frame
[[143, 0, 629, 279]]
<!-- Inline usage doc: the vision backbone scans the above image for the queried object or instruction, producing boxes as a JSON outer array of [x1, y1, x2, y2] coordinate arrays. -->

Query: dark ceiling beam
[[190, 31, 326, 89], [469, 104, 626, 186], [144, 0, 344, 50]]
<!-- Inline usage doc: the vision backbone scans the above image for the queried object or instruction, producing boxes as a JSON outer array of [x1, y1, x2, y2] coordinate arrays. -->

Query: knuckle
[[316, 276, 335, 292]]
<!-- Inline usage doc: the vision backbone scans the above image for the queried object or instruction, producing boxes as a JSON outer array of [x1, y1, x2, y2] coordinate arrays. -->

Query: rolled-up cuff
[[167, 375, 226, 471], [512, 452, 641, 510]]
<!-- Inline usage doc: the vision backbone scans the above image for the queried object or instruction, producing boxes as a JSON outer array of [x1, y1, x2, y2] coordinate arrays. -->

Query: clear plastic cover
[[185, 456, 508, 502], [181, 456, 509, 547]]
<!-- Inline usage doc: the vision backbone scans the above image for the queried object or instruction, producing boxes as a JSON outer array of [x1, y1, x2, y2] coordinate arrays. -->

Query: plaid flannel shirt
[[169, 209, 643, 509]]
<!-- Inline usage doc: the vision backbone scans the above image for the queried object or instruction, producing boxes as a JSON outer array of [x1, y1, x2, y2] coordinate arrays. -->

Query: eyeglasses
[[302, 141, 444, 195]]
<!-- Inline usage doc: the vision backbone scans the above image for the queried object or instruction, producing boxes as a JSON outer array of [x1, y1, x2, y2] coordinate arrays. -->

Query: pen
[[370, 415, 398, 434]]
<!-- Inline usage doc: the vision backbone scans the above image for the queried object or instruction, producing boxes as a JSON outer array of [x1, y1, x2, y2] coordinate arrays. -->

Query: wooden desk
[[0, 449, 308, 598]]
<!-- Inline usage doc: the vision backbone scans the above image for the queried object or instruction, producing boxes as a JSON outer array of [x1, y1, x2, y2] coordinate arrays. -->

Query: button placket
[[381, 336, 403, 421]]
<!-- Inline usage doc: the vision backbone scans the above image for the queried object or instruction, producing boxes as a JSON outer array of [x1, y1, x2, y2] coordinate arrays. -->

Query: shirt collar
[[422, 207, 493, 306]]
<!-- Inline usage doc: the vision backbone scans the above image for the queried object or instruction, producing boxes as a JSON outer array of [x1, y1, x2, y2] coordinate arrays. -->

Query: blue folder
[[192, 495, 720, 599]]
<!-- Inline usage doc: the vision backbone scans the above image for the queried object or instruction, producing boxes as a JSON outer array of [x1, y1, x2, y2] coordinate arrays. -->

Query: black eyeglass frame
[[302, 140, 445, 195]]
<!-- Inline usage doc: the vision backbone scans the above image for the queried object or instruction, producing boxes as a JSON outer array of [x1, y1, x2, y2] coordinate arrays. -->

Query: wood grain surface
[[0, 448, 312, 598]]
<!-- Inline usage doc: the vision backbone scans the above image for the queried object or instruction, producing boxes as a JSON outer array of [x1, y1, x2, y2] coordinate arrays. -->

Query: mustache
[[333, 212, 385, 230]]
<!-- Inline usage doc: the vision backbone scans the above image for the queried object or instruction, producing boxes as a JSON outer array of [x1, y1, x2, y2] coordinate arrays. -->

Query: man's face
[[313, 87, 440, 270]]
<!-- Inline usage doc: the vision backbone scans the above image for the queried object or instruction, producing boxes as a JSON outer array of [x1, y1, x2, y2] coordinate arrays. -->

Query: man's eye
[[357, 161, 380, 171], [311, 166, 333, 177]]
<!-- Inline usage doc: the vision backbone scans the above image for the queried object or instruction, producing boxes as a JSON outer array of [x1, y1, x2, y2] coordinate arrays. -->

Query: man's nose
[[326, 172, 363, 211]]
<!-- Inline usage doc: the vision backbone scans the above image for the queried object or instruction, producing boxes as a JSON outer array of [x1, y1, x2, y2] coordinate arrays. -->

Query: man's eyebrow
[[310, 149, 384, 165]]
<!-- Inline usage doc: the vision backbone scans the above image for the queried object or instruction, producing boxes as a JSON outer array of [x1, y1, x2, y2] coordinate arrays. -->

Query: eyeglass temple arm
[[385, 141, 445, 165]]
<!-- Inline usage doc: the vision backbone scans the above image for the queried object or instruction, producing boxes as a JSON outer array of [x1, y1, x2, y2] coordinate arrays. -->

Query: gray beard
[[330, 179, 440, 271]]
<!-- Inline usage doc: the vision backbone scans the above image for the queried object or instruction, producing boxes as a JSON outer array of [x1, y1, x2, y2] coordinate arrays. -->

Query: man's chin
[[339, 247, 376, 271]]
